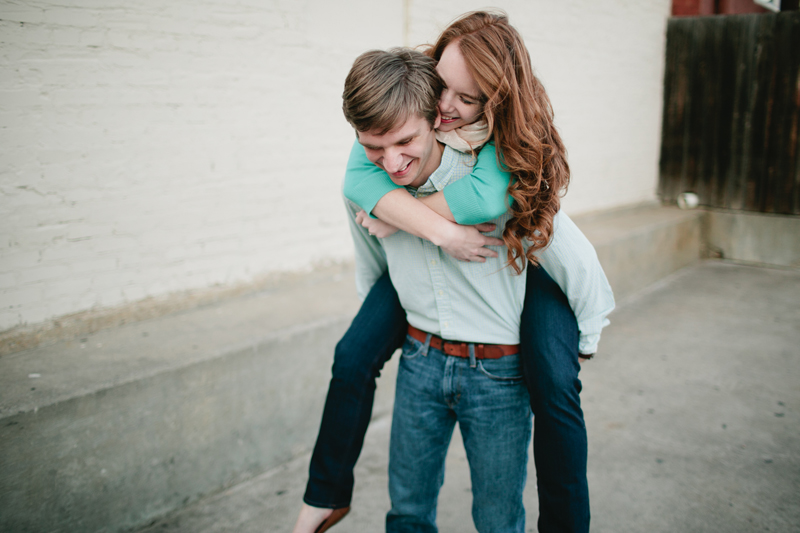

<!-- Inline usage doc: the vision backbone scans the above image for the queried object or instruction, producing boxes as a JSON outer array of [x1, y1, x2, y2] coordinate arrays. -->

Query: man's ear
[[433, 110, 442, 130]]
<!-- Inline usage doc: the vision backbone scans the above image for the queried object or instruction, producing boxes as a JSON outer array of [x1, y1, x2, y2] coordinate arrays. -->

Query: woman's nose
[[439, 90, 455, 111]]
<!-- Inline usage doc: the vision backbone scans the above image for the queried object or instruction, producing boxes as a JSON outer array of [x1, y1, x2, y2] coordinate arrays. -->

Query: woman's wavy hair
[[426, 11, 570, 273]]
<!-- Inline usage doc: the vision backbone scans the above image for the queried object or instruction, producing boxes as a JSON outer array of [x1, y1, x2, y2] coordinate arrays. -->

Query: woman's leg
[[303, 270, 407, 509], [520, 265, 589, 533]]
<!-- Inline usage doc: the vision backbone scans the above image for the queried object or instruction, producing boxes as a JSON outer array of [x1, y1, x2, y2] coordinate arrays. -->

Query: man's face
[[357, 113, 442, 189]]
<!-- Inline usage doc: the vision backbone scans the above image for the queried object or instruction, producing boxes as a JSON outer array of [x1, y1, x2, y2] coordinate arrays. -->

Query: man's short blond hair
[[342, 48, 443, 134]]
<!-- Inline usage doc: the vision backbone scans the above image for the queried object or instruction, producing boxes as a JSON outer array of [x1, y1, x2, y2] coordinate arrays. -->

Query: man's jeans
[[304, 266, 589, 533], [386, 335, 531, 533]]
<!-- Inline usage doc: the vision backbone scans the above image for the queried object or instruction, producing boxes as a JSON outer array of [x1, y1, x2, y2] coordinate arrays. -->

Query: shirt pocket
[[401, 334, 426, 360]]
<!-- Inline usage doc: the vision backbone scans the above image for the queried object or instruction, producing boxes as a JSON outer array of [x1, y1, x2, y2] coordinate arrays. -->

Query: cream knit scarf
[[435, 120, 490, 153]]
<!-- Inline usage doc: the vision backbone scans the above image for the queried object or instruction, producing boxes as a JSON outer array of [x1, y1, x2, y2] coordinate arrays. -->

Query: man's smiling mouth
[[392, 161, 412, 176]]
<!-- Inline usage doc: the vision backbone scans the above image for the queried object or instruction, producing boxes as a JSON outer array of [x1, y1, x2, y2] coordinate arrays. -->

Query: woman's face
[[436, 41, 484, 132]]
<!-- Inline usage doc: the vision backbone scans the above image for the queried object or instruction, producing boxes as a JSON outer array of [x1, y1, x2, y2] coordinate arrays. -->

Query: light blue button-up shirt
[[345, 145, 614, 353]]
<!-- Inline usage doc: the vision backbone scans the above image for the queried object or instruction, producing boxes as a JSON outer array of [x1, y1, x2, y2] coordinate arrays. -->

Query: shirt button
[[430, 259, 437, 266], [438, 290, 444, 296], [443, 322, 449, 328]]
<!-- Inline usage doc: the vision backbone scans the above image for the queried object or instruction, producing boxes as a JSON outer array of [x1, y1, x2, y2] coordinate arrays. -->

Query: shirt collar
[[415, 145, 465, 195]]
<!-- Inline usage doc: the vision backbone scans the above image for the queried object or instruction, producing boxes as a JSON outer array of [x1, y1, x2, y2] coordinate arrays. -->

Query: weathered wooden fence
[[659, 12, 800, 215]]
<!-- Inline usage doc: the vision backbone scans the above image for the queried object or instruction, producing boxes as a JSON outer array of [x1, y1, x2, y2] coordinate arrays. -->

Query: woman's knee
[[331, 334, 387, 382], [528, 364, 580, 403], [521, 340, 582, 411]]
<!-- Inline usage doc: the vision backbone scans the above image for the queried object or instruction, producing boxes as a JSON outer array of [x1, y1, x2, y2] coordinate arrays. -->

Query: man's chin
[[390, 176, 415, 187], [388, 165, 418, 187]]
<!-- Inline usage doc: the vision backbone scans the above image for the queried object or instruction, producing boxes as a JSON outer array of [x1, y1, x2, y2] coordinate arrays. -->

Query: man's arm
[[535, 211, 616, 356], [343, 193, 388, 301]]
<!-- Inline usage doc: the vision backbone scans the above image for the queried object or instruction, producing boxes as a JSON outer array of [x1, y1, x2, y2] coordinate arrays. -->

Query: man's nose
[[383, 149, 404, 173]]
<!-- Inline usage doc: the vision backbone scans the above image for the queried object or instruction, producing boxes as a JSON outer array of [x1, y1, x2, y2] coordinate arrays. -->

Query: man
[[342, 47, 535, 532]]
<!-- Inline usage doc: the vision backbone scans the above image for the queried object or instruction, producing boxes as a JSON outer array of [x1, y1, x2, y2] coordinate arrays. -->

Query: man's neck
[[409, 140, 445, 189]]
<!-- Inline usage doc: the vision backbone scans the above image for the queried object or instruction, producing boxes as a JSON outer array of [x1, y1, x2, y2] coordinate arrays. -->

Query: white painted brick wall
[[0, 0, 669, 332]]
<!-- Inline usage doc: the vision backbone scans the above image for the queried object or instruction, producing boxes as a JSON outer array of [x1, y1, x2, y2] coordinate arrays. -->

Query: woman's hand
[[437, 222, 504, 262], [356, 210, 400, 238]]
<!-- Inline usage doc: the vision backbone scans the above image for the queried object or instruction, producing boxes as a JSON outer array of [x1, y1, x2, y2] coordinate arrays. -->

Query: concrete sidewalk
[[135, 260, 800, 533]]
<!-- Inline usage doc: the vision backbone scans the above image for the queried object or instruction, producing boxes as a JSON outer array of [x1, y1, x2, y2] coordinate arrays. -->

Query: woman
[[294, 11, 613, 533]]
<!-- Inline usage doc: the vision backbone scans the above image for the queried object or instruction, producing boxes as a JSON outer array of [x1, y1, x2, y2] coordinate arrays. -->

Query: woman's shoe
[[314, 506, 350, 533]]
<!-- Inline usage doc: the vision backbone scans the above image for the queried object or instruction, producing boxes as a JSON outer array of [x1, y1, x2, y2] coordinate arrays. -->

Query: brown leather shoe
[[314, 506, 350, 533]]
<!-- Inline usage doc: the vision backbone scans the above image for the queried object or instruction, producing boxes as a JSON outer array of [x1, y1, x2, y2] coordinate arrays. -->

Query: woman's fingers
[[473, 222, 496, 232]]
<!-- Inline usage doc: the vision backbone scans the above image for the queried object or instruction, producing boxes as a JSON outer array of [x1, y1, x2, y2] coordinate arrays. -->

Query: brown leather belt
[[407, 325, 519, 360]]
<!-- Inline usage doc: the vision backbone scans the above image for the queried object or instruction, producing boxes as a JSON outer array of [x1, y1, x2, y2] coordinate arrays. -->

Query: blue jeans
[[304, 266, 589, 533], [386, 335, 531, 533]]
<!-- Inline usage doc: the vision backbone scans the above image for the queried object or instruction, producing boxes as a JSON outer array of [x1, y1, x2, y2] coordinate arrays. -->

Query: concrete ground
[[136, 260, 800, 533]]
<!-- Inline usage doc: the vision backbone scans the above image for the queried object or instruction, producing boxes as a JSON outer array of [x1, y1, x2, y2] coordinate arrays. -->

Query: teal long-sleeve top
[[343, 139, 512, 225]]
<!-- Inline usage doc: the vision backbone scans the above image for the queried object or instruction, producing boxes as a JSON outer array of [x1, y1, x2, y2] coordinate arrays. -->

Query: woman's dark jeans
[[304, 266, 589, 533]]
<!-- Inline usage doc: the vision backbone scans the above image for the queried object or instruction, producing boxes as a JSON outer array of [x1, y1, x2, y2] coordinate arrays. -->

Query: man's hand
[[437, 223, 504, 262], [356, 210, 400, 239]]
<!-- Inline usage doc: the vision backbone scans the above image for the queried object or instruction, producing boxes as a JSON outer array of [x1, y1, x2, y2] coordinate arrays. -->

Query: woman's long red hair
[[427, 11, 570, 273]]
